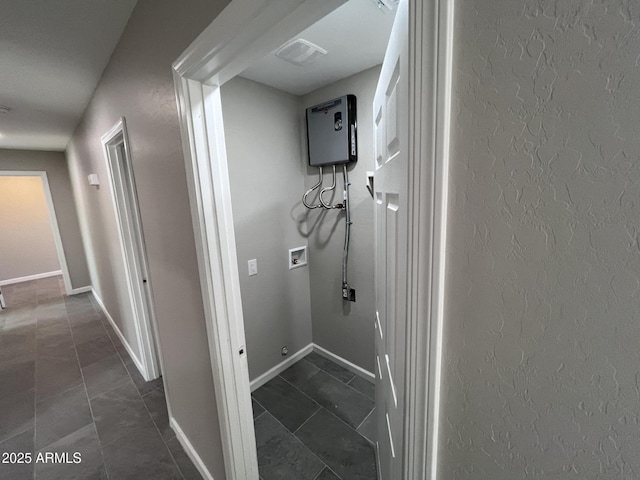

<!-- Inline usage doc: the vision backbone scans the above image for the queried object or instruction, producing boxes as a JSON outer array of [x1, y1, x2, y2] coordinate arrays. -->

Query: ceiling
[[240, 0, 396, 96], [0, 0, 138, 151]]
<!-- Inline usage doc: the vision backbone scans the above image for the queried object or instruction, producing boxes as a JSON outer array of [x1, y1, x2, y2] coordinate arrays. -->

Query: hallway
[[0, 277, 201, 480]]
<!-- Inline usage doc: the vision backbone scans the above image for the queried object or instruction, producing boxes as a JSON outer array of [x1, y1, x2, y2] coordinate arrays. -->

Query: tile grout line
[[251, 397, 269, 422], [276, 373, 323, 410], [355, 405, 376, 432], [290, 356, 378, 450], [291, 404, 323, 435], [136, 386, 188, 480], [254, 368, 356, 480], [259, 410, 329, 480], [83, 293, 186, 478], [262, 355, 376, 476], [32, 281, 40, 480], [302, 355, 374, 400], [63, 285, 111, 480], [279, 358, 374, 436]]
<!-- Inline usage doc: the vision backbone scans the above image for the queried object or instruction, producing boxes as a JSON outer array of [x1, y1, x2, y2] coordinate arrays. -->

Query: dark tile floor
[[252, 351, 378, 480], [0, 276, 201, 480]]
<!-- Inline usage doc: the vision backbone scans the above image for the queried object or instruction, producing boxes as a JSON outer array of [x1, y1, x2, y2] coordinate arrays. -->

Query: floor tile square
[[0, 360, 35, 400], [304, 353, 355, 383], [316, 467, 341, 480], [35, 384, 92, 449], [102, 422, 182, 480], [255, 413, 324, 480], [0, 389, 34, 443], [125, 362, 163, 396], [296, 409, 377, 480], [0, 429, 34, 480], [35, 355, 82, 401], [298, 371, 374, 428], [348, 376, 375, 400], [165, 436, 203, 480], [253, 376, 319, 432], [252, 398, 265, 419], [357, 409, 376, 444], [142, 386, 173, 440], [280, 360, 320, 387], [91, 381, 153, 447], [35, 423, 106, 480], [82, 355, 130, 399], [70, 320, 108, 345], [75, 335, 116, 368]]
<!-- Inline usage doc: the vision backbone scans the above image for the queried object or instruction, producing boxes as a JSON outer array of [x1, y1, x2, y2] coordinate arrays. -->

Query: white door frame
[[171, 0, 453, 478], [101, 117, 161, 381], [0, 170, 77, 295]]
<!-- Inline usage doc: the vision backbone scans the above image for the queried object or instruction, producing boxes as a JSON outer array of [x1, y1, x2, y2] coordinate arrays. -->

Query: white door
[[373, 1, 409, 479]]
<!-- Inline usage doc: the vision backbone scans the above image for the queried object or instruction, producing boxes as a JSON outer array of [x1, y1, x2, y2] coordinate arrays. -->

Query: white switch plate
[[248, 259, 258, 276]]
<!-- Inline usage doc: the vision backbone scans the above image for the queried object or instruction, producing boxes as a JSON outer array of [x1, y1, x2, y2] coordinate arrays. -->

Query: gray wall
[[0, 149, 90, 289], [221, 77, 313, 381], [0, 176, 60, 282], [65, 0, 228, 477], [439, 1, 640, 477], [302, 67, 379, 373]]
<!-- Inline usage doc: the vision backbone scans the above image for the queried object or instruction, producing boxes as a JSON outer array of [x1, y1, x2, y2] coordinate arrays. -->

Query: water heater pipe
[[303, 167, 324, 209], [319, 165, 339, 209]]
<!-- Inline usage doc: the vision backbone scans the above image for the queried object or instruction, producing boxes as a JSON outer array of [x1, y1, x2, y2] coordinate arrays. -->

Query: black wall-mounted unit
[[306, 95, 357, 167]]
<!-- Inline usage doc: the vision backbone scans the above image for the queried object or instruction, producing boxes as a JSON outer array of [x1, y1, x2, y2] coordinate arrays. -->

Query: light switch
[[248, 259, 258, 276]]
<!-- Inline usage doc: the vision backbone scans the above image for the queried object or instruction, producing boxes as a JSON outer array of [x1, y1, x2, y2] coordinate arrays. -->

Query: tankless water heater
[[306, 95, 357, 167]]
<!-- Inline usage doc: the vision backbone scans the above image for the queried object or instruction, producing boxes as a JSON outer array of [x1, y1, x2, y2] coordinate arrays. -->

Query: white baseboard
[[250, 343, 313, 392], [90, 288, 146, 379], [69, 286, 92, 295], [169, 417, 215, 480], [312, 343, 375, 381], [0, 270, 62, 286]]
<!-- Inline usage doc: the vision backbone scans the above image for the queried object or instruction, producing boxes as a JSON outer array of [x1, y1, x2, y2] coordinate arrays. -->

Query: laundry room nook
[[217, 0, 397, 477]]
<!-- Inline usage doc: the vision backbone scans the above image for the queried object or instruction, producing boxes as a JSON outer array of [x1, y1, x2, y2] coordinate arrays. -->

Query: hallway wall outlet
[[248, 259, 258, 276]]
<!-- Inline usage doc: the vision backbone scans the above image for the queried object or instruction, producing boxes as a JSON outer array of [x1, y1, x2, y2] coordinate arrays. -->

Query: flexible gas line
[[341, 164, 355, 301]]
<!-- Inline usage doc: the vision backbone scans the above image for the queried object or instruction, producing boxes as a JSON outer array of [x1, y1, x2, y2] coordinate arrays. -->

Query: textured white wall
[[440, 1, 640, 478], [0, 176, 60, 282]]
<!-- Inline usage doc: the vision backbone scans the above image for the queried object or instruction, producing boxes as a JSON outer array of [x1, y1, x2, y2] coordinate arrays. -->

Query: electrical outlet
[[248, 259, 258, 276]]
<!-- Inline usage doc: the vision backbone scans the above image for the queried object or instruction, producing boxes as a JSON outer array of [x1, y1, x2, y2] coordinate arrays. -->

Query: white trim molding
[[69, 286, 92, 295], [101, 118, 160, 382], [0, 171, 74, 295], [312, 344, 375, 381], [91, 288, 146, 377], [0, 270, 62, 286], [250, 343, 313, 391], [170, 417, 215, 480], [248, 343, 375, 392], [403, 1, 454, 479]]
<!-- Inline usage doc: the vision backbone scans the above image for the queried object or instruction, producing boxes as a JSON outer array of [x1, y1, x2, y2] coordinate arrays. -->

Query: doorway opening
[[173, 0, 452, 478], [101, 118, 161, 381], [0, 171, 74, 300]]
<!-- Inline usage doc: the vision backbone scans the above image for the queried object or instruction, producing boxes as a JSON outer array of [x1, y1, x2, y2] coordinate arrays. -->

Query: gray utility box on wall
[[306, 95, 357, 166]]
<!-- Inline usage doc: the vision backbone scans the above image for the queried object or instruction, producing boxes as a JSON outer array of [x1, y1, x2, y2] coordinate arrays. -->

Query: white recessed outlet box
[[248, 258, 258, 276], [289, 246, 307, 269]]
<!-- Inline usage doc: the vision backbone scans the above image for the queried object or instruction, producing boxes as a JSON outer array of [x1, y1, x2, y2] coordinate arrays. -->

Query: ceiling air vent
[[275, 39, 327, 66]]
